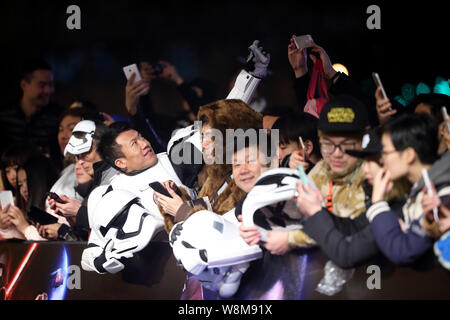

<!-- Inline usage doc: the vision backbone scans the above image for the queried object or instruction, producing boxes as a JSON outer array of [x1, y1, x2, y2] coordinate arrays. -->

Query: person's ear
[[114, 158, 127, 171], [403, 147, 417, 165], [20, 79, 28, 92], [304, 140, 314, 156]]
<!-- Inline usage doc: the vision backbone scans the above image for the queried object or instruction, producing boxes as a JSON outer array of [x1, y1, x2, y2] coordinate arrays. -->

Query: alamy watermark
[[170, 121, 280, 166], [366, 264, 381, 290], [66, 5, 81, 30]]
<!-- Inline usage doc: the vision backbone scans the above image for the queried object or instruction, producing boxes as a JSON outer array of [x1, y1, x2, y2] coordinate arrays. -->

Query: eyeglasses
[[320, 140, 358, 154]]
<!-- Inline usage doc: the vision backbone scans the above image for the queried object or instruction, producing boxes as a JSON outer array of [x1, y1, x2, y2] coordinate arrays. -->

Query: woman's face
[[58, 115, 81, 155], [5, 165, 19, 188], [232, 146, 267, 193], [201, 123, 215, 162], [74, 160, 93, 185], [17, 169, 28, 202], [363, 159, 382, 185]]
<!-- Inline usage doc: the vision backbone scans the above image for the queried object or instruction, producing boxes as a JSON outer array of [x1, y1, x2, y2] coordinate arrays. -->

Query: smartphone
[[46, 192, 67, 204], [372, 72, 388, 100], [422, 168, 439, 222], [149, 182, 172, 198], [294, 35, 313, 50], [28, 206, 59, 225], [298, 136, 308, 162], [0, 190, 14, 208], [123, 64, 142, 84], [442, 106, 450, 133], [297, 165, 310, 187]]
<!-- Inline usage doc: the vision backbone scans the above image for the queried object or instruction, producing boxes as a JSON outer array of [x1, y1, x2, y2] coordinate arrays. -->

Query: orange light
[[332, 63, 349, 76]]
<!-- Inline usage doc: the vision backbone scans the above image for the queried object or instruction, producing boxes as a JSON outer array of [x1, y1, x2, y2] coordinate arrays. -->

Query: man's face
[[320, 135, 362, 174], [21, 69, 54, 108], [232, 146, 265, 193], [116, 130, 157, 173], [381, 133, 409, 181]]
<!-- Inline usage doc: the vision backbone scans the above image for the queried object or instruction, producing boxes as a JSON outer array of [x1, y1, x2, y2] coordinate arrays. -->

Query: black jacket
[[0, 102, 64, 166], [57, 161, 117, 241], [301, 185, 405, 269]]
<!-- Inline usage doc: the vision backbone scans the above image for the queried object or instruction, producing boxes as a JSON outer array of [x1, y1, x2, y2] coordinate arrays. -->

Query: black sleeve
[[293, 74, 310, 111], [57, 205, 91, 241], [177, 83, 203, 115], [129, 103, 166, 154], [329, 73, 379, 128], [302, 209, 379, 269]]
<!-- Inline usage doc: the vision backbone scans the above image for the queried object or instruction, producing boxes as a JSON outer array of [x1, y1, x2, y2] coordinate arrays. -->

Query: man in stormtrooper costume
[[81, 40, 272, 278], [81, 121, 195, 273]]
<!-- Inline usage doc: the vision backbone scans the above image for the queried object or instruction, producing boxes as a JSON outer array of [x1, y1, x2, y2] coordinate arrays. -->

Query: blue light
[[416, 82, 431, 95], [48, 246, 69, 300], [433, 77, 450, 96]]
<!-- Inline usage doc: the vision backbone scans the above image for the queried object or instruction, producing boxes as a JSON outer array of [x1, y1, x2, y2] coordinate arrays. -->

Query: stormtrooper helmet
[[64, 120, 96, 156], [91, 189, 157, 255], [169, 210, 262, 298], [238, 167, 304, 237]]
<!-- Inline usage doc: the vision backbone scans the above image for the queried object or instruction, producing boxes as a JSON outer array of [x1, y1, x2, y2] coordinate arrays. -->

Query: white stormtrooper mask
[[170, 210, 261, 274], [64, 120, 96, 156], [239, 168, 304, 234], [91, 189, 156, 255]]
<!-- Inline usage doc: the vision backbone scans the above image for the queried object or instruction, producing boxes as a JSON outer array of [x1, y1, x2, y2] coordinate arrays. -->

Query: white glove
[[93, 239, 134, 274], [246, 40, 271, 79]]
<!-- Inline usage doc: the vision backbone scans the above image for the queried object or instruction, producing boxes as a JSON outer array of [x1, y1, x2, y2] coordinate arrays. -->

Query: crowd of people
[[1, 35, 450, 299]]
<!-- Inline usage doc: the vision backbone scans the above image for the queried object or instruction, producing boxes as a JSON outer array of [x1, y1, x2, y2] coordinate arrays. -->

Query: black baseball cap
[[318, 95, 370, 134], [346, 128, 382, 158]]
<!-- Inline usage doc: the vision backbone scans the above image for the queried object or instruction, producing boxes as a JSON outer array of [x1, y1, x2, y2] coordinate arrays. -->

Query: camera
[[152, 62, 165, 76]]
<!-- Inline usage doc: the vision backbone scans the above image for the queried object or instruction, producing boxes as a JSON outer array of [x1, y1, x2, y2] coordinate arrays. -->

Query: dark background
[[1, 0, 448, 116]]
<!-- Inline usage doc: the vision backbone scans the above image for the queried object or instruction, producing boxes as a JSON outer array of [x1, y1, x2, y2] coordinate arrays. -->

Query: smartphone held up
[[123, 64, 142, 84], [294, 35, 313, 50]]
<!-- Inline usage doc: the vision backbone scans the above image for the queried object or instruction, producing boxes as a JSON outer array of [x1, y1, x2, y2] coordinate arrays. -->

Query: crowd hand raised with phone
[[308, 41, 338, 82], [155, 181, 184, 217], [157, 61, 184, 85], [125, 72, 150, 116], [0, 203, 13, 229], [422, 185, 450, 232], [441, 114, 450, 151], [37, 222, 62, 240], [47, 194, 81, 218], [295, 180, 323, 217], [288, 150, 310, 171], [371, 168, 393, 203], [237, 215, 291, 256], [4, 204, 30, 234], [101, 112, 115, 126], [375, 86, 397, 125], [288, 35, 308, 78]]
